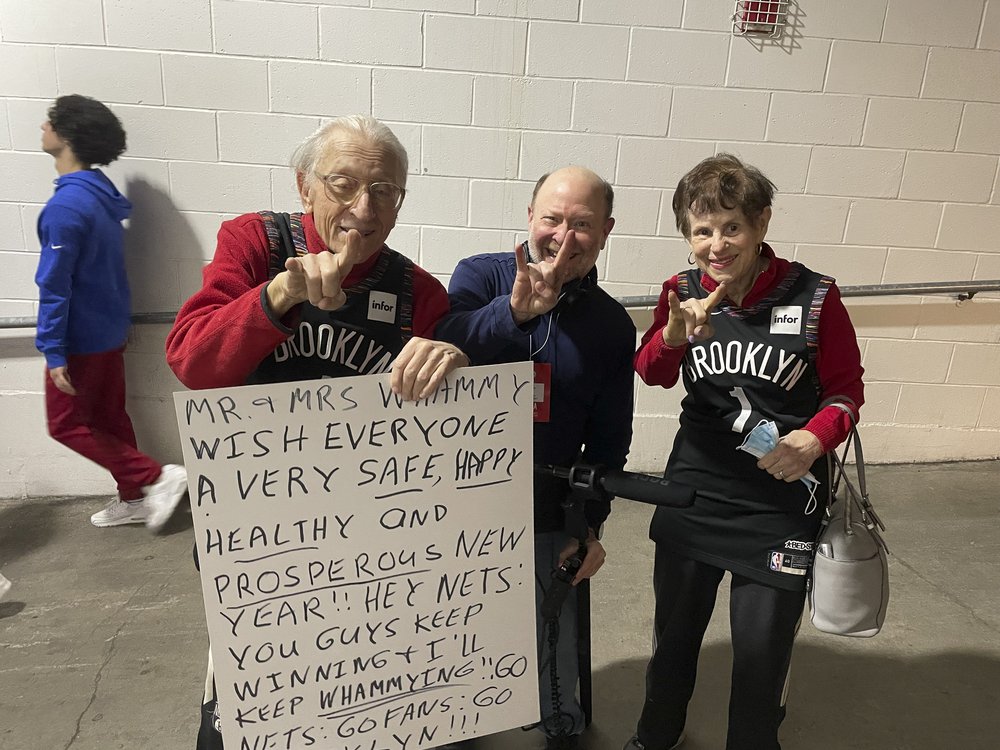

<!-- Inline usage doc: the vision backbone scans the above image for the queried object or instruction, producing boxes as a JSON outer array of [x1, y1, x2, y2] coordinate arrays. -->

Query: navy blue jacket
[[436, 251, 635, 534], [35, 170, 132, 368]]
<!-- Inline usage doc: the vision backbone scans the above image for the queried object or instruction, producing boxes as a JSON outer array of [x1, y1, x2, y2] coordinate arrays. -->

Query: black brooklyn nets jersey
[[247, 211, 414, 385], [651, 264, 835, 590]]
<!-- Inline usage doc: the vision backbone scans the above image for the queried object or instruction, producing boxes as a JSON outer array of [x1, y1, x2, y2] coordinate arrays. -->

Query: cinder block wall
[[1, 0, 999, 498]]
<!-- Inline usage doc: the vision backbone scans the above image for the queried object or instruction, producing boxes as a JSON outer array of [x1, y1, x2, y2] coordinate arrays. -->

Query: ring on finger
[[777, 470, 785, 479]]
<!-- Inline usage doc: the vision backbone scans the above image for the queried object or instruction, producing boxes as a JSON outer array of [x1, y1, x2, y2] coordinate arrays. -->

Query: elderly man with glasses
[[166, 115, 469, 750], [167, 114, 466, 397]]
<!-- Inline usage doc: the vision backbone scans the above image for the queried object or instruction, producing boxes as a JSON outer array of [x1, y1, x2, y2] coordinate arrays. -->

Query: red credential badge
[[533, 362, 551, 422]]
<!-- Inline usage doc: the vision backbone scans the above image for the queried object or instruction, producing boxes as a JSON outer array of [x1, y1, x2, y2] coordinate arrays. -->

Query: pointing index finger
[[339, 229, 363, 268], [550, 233, 576, 285], [560, 229, 578, 255]]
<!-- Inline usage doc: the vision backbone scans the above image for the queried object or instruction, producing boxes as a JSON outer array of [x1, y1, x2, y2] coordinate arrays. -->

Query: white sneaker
[[144, 464, 188, 533], [91, 497, 148, 527], [0, 572, 11, 601]]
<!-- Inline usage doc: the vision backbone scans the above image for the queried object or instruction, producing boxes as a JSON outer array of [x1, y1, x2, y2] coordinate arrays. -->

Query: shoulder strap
[[823, 401, 887, 542], [824, 401, 865, 497], [258, 211, 306, 279]]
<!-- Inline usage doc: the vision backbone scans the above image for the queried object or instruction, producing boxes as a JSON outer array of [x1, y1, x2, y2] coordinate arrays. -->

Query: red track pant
[[45, 347, 161, 501]]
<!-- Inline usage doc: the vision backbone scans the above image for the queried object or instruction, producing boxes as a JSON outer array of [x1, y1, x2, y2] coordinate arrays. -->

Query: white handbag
[[809, 402, 889, 637]]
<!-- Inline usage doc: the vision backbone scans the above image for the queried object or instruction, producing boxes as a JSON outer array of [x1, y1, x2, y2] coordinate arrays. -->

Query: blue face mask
[[737, 419, 820, 514]]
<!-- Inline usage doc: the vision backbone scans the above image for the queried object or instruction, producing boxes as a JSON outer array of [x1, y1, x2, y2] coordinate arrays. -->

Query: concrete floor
[[1, 461, 998, 750]]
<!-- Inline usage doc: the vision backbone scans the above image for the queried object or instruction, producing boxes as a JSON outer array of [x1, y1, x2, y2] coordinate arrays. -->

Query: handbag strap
[[820, 399, 887, 538], [820, 400, 864, 497]]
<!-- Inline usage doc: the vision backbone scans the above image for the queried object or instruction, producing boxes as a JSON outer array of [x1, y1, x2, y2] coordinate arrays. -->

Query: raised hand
[[661, 281, 728, 347], [509, 234, 576, 325], [267, 229, 365, 314]]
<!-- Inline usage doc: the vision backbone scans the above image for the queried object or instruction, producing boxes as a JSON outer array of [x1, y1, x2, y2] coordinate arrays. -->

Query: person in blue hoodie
[[35, 94, 187, 532], [435, 166, 635, 750]]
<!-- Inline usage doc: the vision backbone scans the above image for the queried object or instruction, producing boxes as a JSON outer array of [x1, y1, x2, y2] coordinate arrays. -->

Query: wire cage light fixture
[[732, 1, 790, 38]]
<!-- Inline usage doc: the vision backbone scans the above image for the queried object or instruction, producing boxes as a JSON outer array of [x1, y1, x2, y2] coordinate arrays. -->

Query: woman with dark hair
[[623, 154, 864, 750]]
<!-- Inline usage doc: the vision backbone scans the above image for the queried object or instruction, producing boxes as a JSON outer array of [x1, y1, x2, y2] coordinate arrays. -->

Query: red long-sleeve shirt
[[634, 249, 864, 452], [166, 212, 449, 390]]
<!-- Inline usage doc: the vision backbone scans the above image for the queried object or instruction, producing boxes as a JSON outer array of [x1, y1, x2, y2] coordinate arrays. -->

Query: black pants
[[635, 546, 805, 750], [197, 693, 223, 750]]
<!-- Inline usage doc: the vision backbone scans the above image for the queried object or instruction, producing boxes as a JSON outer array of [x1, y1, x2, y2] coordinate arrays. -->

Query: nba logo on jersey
[[769, 551, 784, 571], [769, 305, 802, 335], [368, 291, 397, 323]]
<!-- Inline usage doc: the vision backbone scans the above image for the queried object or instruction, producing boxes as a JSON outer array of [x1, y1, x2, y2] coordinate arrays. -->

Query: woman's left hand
[[757, 429, 823, 482]]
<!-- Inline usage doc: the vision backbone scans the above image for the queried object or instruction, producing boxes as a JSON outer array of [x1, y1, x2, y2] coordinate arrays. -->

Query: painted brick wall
[[1, 0, 999, 498]]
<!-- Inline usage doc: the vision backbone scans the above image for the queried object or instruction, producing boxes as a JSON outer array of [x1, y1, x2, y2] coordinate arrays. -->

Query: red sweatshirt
[[166, 212, 449, 390], [634, 247, 864, 452]]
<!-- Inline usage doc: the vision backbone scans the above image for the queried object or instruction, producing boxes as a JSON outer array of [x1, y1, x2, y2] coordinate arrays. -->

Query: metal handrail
[[1, 311, 178, 330], [2, 280, 999, 329], [616, 279, 1000, 309]]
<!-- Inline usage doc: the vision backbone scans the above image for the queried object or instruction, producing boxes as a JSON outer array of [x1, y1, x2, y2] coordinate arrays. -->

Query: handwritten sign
[[173, 363, 538, 750]]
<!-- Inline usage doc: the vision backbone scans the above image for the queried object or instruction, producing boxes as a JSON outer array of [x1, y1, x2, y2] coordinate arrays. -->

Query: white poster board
[[173, 363, 538, 750]]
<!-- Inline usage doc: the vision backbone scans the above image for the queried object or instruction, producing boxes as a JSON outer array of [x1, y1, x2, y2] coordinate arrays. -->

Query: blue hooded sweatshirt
[[35, 170, 133, 369]]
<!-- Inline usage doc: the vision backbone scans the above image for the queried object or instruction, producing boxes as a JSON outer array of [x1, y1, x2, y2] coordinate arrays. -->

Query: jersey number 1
[[729, 386, 752, 433]]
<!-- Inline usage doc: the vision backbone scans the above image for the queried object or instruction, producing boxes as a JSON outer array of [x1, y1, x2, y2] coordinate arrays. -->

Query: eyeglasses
[[315, 173, 405, 210]]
